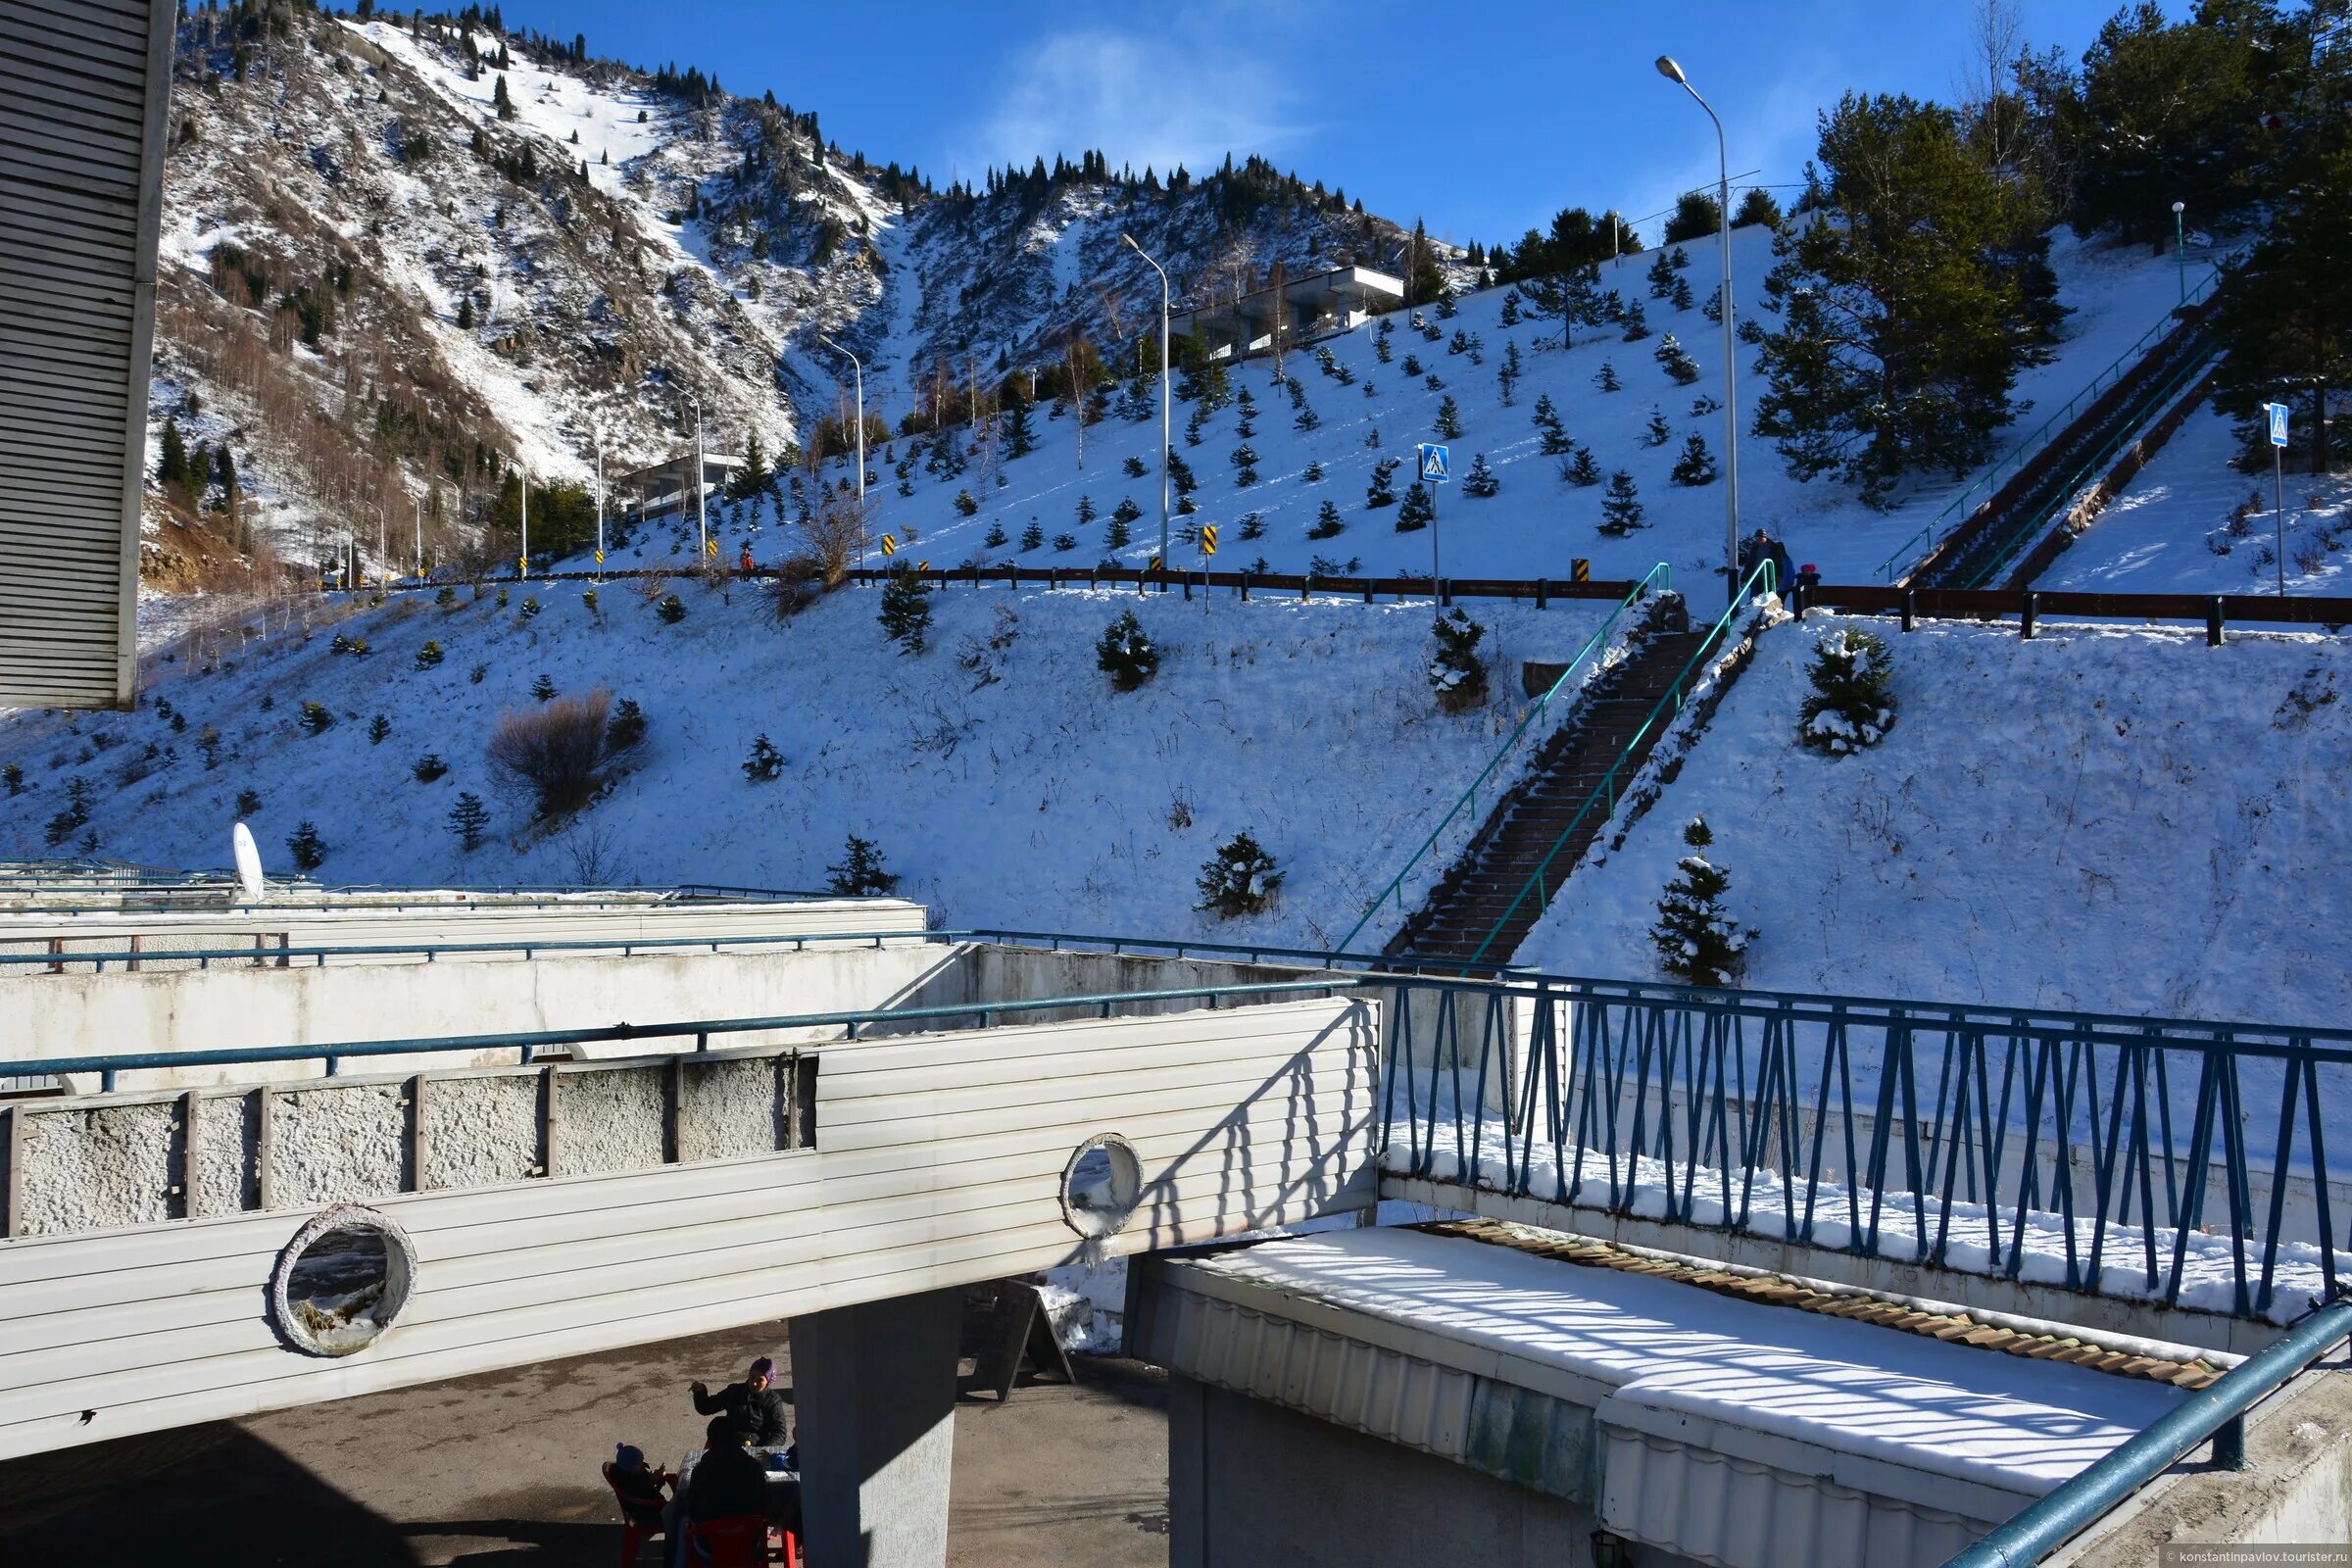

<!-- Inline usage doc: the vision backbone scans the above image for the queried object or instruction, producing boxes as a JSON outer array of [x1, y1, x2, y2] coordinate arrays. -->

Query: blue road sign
[[2269, 402, 2290, 448], [1417, 443, 1451, 483]]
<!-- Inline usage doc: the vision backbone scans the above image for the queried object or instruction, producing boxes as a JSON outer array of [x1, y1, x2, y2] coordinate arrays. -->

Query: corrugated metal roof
[[0, 0, 173, 710]]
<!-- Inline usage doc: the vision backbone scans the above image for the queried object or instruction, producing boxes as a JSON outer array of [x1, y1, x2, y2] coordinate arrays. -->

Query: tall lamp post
[[591, 420, 606, 582], [2172, 201, 2187, 310], [818, 334, 867, 567], [1121, 232, 1172, 576], [683, 392, 707, 562], [1656, 55, 1743, 610]]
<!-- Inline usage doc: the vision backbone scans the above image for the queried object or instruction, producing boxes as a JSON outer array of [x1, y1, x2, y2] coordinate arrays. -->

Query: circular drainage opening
[[1060, 1133, 1143, 1240], [271, 1205, 416, 1357]]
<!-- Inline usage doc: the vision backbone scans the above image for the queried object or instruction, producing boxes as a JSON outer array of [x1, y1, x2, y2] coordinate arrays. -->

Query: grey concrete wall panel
[[548, 1065, 662, 1178], [0, 0, 174, 709], [418, 1075, 537, 1191], [14, 1099, 175, 1235], [0, 994, 1376, 1459], [270, 1084, 406, 1210], [791, 1288, 963, 1568], [677, 1056, 785, 1163]]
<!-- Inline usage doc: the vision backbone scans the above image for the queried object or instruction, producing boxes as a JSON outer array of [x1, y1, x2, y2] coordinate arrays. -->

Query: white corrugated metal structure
[[1135, 1227, 2187, 1568], [0, 0, 174, 710], [0, 988, 1379, 1460]]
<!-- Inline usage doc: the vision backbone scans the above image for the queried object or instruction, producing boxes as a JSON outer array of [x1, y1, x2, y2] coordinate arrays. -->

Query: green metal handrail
[[1953, 343, 2221, 590], [1460, 558, 1779, 966], [1336, 564, 1673, 954], [1876, 257, 2233, 584]]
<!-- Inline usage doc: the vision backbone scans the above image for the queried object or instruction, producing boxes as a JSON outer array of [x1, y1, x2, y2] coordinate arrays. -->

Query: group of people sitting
[[608, 1355, 799, 1564]]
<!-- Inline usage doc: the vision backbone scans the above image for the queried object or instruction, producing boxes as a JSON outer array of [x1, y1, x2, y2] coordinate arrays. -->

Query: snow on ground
[[2036, 403, 2352, 595], [1190, 1226, 2183, 1494], [0, 585, 1616, 953], [619, 225, 2198, 593], [1517, 613, 2352, 1026]]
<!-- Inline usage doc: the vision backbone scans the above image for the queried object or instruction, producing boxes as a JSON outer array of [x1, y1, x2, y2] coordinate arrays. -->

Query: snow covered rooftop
[[1162, 1224, 2181, 1501]]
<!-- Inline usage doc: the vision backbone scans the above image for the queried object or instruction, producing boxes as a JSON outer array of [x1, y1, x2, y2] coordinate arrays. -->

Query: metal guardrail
[[1876, 257, 2232, 585], [1381, 972, 2352, 1323], [1460, 558, 1779, 965], [1336, 564, 1674, 954], [1941, 1294, 2352, 1566]]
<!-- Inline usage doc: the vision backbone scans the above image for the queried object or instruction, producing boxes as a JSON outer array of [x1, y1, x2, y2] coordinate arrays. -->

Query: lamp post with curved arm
[[1121, 232, 1172, 574], [1657, 54, 1743, 610], [818, 334, 867, 568]]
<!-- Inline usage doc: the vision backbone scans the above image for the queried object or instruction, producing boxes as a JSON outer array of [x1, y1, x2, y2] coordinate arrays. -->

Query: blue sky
[[493, 1, 2153, 247]]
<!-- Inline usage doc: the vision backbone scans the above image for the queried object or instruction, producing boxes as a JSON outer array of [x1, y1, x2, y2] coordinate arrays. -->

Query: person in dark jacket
[[690, 1355, 790, 1448], [608, 1443, 672, 1530], [666, 1419, 772, 1568]]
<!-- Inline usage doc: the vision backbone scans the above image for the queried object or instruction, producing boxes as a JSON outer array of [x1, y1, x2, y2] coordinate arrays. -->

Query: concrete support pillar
[[789, 1287, 962, 1568]]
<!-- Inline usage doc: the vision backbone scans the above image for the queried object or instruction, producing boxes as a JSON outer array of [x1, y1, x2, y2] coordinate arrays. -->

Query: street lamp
[[818, 334, 868, 567], [2171, 201, 2187, 310], [1121, 231, 1172, 576], [683, 392, 707, 562], [1656, 54, 1744, 611], [591, 420, 606, 582]]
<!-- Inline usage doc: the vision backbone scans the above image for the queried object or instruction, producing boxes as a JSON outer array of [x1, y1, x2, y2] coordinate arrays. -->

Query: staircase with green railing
[[1334, 564, 1673, 956]]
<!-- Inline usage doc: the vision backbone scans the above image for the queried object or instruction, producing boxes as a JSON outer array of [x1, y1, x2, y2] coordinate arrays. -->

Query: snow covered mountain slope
[[622, 224, 2198, 594], [142, 4, 1444, 581], [0, 582, 1615, 952], [2033, 404, 2352, 595], [1518, 613, 2352, 1024]]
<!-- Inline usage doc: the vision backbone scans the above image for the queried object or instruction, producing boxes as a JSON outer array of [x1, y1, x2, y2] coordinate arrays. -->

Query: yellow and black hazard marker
[[1200, 523, 1219, 557], [879, 534, 897, 556], [1572, 558, 1591, 583]]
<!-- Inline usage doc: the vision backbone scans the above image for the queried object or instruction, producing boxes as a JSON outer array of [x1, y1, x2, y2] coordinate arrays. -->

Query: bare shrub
[[483, 687, 632, 819], [803, 486, 866, 585], [767, 554, 827, 620]]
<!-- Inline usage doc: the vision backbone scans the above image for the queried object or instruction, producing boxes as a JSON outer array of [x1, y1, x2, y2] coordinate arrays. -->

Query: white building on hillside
[[1172, 265, 1404, 364]]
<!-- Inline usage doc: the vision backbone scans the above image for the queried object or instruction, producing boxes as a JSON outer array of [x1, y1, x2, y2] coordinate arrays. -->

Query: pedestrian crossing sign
[[1417, 443, 1451, 483], [2270, 403, 2290, 448]]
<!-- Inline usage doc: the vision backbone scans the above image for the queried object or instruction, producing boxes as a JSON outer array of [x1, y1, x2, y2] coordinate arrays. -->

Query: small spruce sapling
[[1644, 407, 1672, 447], [414, 753, 449, 782], [368, 713, 391, 745], [878, 566, 932, 655], [1649, 816, 1750, 987], [1462, 453, 1498, 498], [236, 789, 263, 816], [1309, 501, 1346, 539], [299, 701, 334, 735], [1096, 609, 1159, 691], [657, 593, 685, 624], [1599, 470, 1645, 534], [1395, 481, 1436, 532], [1196, 831, 1282, 918], [608, 698, 648, 752], [285, 820, 327, 872], [827, 834, 900, 895], [416, 640, 444, 670], [1797, 627, 1898, 756], [531, 673, 557, 702], [1427, 609, 1490, 713], [448, 791, 490, 853], [1302, 460, 1326, 482], [983, 520, 1008, 548], [1670, 432, 1719, 486], [954, 489, 979, 516], [1020, 519, 1045, 551], [1366, 457, 1400, 508], [1433, 395, 1462, 439], [1593, 360, 1622, 392], [742, 733, 785, 781]]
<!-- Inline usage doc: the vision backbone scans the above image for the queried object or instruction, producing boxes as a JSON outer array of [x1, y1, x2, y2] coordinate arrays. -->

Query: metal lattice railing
[[1379, 973, 2351, 1324]]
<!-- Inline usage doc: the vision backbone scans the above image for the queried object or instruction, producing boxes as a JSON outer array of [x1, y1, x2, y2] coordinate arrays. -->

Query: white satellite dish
[[231, 821, 266, 903]]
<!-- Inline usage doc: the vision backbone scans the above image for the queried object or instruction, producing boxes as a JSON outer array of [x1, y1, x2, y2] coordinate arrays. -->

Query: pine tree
[[1670, 432, 1719, 486], [1365, 456, 1399, 508], [285, 821, 328, 872], [1496, 341, 1523, 407], [1308, 500, 1345, 538], [1110, 496, 1143, 526], [742, 733, 785, 781], [1433, 395, 1462, 439], [1593, 360, 1621, 392], [1649, 816, 1748, 987], [1621, 301, 1649, 341], [1395, 482, 1435, 532], [1655, 332, 1702, 386], [413, 753, 449, 783], [1500, 292, 1522, 326], [1598, 470, 1644, 534], [1095, 609, 1159, 691], [1461, 453, 1498, 498], [1532, 394, 1571, 456], [1644, 407, 1672, 447], [493, 74, 514, 120], [1302, 460, 1325, 482], [1797, 627, 1898, 755], [1020, 519, 1045, 551], [1001, 397, 1037, 458], [156, 416, 188, 491], [531, 672, 556, 701], [1105, 512, 1131, 549], [827, 834, 900, 895], [1075, 493, 1097, 526], [1646, 249, 1677, 299], [1564, 447, 1602, 487], [1196, 831, 1282, 917], [1669, 274, 1694, 313], [1426, 608, 1489, 713], [878, 566, 932, 654], [368, 713, 391, 745], [983, 520, 1007, 548]]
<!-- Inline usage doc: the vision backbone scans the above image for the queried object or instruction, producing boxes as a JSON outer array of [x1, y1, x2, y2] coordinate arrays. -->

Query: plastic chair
[[601, 1459, 667, 1566], [684, 1514, 775, 1568]]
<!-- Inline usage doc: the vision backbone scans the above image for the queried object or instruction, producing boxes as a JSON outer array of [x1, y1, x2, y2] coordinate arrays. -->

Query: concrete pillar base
[[789, 1288, 962, 1568]]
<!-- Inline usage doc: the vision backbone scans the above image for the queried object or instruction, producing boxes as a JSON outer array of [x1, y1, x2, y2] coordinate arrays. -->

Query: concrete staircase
[[1389, 610, 1715, 968]]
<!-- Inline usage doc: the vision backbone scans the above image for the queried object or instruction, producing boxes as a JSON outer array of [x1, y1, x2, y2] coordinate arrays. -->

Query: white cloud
[[959, 18, 1310, 180]]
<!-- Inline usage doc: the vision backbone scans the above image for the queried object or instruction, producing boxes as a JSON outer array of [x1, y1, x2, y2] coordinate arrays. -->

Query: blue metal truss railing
[[1376, 973, 2352, 1322]]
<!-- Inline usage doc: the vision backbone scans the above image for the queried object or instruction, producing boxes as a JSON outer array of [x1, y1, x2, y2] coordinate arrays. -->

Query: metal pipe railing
[[1336, 564, 1673, 954], [1940, 1294, 2352, 1567]]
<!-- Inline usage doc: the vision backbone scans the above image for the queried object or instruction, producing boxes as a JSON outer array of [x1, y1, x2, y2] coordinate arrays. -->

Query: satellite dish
[[232, 821, 266, 903]]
